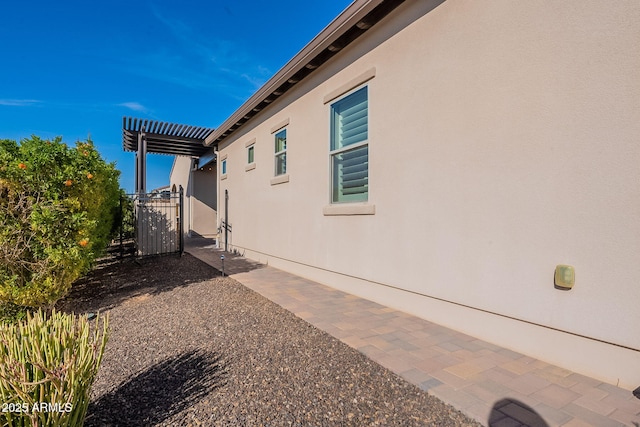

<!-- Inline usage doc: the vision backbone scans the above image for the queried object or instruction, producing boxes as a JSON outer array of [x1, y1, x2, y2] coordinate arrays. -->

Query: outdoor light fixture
[[554, 265, 575, 290]]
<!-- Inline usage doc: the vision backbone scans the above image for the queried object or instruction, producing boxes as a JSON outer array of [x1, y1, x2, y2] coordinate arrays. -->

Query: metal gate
[[124, 187, 183, 256]]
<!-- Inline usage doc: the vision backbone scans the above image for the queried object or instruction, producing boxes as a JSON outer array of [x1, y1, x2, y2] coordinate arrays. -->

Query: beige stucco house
[[174, 0, 640, 390]]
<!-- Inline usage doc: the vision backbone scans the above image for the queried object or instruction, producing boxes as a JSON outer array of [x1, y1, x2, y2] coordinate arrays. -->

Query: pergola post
[[135, 126, 147, 194]]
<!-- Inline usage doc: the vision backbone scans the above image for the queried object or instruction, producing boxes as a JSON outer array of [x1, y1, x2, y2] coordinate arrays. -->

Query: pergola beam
[[122, 116, 215, 194]]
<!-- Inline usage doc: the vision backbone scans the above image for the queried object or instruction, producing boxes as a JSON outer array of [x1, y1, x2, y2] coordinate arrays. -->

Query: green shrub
[[0, 136, 121, 308], [114, 189, 135, 241], [0, 309, 109, 427], [0, 303, 27, 325]]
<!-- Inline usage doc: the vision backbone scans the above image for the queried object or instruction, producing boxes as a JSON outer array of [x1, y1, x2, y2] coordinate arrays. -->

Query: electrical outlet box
[[555, 265, 575, 290]]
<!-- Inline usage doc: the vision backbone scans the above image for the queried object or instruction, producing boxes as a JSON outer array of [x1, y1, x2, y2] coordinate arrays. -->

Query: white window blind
[[330, 86, 368, 203]]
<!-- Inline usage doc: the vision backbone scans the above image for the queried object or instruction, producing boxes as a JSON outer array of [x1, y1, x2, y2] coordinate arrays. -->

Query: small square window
[[274, 128, 287, 176], [221, 158, 227, 175]]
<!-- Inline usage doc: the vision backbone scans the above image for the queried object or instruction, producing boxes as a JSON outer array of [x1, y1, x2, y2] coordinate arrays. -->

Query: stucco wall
[[192, 164, 217, 237], [170, 156, 218, 238], [216, 0, 640, 388]]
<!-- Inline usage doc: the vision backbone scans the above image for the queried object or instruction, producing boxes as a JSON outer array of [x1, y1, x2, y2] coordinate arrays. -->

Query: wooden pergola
[[122, 117, 215, 194]]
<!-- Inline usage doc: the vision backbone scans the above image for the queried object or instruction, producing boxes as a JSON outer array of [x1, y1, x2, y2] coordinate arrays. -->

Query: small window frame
[[220, 156, 228, 180], [274, 128, 287, 177], [245, 138, 256, 172], [247, 145, 255, 164], [270, 118, 290, 185]]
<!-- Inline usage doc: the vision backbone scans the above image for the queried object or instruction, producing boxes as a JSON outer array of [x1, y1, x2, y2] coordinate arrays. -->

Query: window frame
[[220, 156, 228, 180], [245, 138, 256, 172], [247, 145, 255, 164], [329, 84, 369, 204], [274, 128, 287, 177], [269, 118, 290, 185]]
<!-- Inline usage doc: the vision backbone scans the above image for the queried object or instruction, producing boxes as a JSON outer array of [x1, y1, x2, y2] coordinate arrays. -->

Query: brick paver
[[185, 239, 640, 426]]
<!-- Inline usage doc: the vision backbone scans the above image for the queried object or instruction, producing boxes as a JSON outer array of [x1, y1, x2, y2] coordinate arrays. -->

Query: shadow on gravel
[[86, 350, 226, 426], [56, 253, 220, 314]]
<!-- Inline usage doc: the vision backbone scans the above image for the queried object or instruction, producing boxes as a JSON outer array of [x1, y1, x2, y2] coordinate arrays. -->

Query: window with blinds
[[330, 86, 368, 203]]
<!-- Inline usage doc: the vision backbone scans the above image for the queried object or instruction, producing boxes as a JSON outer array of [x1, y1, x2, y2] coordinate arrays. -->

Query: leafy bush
[[0, 136, 121, 308], [114, 189, 136, 241], [0, 309, 109, 426]]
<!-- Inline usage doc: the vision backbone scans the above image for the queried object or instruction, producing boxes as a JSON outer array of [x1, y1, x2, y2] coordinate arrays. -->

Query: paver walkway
[[185, 238, 640, 426]]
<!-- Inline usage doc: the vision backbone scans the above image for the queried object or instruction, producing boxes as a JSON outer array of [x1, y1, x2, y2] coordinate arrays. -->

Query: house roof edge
[[205, 0, 404, 146]]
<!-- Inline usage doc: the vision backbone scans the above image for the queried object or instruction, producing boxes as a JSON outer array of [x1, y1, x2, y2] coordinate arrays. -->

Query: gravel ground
[[57, 253, 482, 426]]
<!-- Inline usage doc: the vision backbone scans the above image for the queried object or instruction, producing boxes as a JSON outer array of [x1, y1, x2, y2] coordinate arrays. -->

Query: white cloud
[[145, 2, 269, 96], [0, 99, 41, 107], [118, 102, 150, 113], [240, 73, 268, 91]]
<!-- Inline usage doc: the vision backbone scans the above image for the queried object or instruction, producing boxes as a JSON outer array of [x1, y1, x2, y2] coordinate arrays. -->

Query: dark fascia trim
[[204, 0, 405, 146]]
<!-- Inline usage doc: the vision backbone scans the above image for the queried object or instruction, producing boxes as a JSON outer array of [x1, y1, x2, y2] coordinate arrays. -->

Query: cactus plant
[[0, 309, 109, 426]]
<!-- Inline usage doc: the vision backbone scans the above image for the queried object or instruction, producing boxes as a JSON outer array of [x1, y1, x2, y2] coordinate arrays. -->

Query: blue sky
[[0, 0, 353, 193]]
